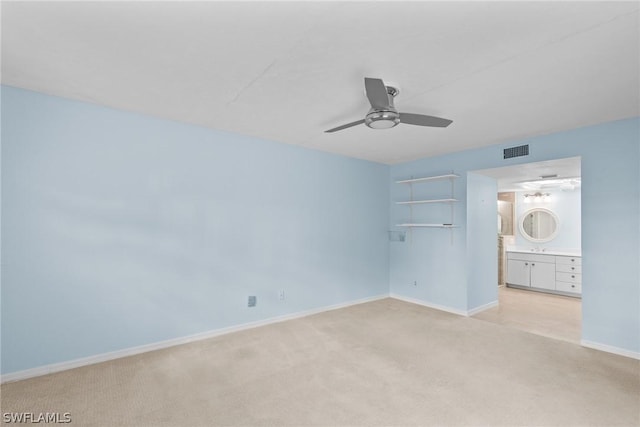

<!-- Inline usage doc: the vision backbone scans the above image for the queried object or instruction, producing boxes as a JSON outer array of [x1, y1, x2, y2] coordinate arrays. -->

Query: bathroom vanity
[[504, 203, 582, 297], [506, 249, 581, 297]]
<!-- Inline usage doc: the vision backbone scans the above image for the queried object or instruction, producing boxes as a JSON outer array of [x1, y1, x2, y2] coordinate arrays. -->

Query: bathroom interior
[[473, 156, 582, 343]]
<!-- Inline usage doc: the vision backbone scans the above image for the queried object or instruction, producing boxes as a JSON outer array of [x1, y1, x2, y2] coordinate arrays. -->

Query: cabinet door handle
[[571, 259, 575, 262], [525, 263, 528, 266], [571, 285, 575, 288], [571, 267, 575, 270], [571, 275, 575, 278], [531, 263, 535, 266]]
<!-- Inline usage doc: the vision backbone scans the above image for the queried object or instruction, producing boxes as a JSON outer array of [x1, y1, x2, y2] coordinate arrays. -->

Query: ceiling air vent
[[503, 144, 529, 159]]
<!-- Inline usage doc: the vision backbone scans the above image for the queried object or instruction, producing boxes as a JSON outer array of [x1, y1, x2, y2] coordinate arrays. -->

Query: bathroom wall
[[514, 188, 581, 250]]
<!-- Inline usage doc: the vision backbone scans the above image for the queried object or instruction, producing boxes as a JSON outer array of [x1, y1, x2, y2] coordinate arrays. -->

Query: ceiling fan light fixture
[[365, 110, 400, 129]]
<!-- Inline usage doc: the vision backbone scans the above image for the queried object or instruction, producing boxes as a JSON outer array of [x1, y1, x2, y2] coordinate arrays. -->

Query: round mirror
[[519, 208, 559, 243]]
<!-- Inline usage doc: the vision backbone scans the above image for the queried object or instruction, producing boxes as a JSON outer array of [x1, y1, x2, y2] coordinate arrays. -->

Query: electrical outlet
[[248, 296, 256, 307], [278, 289, 285, 301]]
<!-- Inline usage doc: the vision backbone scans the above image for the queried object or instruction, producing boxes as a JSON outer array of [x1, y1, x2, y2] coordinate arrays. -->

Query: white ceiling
[[2, 1, 639, 164]]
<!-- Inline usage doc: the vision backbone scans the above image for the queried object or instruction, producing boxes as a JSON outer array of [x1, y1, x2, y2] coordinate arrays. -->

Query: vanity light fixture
[[523, 192, 551, 203]]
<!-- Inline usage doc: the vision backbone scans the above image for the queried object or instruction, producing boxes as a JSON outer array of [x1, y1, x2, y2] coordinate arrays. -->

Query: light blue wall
[[466, 172, 498, 310], [389, 174, 467, 310], [514, 188, 581, 250], [390, 117, 640, 353], [2, 84, 638, 374], [0, 86, 390, 374]]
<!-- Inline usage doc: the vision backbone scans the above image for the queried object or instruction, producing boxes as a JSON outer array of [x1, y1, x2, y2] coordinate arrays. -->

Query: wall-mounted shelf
[[395, 174, 460, 184], [394, 172, 459, 243], [396, 198, 458, 205], [396, 223, 458, 228]]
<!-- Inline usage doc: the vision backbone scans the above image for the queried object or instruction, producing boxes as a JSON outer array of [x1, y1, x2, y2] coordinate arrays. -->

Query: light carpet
[[2, 298, 638, 426]]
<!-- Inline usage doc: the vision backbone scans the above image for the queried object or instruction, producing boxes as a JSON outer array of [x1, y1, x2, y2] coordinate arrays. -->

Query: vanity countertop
[[506, 247, 582, 257]]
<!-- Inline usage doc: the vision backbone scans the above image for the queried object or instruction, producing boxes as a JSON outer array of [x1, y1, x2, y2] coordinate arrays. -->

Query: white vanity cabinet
[[506, 253, 555, 289], [506, 251, 581, 297]]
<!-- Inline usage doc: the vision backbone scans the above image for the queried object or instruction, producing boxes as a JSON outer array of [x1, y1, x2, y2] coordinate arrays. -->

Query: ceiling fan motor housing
[[365, 85, 400, 129], [365, 109, 400, 129]]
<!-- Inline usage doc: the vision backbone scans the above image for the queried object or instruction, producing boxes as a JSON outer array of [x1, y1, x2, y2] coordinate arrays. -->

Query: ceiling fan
[[325, 77, 453, 133]]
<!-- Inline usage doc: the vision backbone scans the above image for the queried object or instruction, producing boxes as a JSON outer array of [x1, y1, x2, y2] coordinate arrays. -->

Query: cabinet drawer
[[556, 263, 581, 274], [556, 272, 582, 283], [556, 256, 581, 266], [556, 281, 582, 294]]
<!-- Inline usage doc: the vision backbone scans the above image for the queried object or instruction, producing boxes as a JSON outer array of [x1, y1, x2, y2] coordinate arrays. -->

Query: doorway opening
[[471, 156, 582, 344]]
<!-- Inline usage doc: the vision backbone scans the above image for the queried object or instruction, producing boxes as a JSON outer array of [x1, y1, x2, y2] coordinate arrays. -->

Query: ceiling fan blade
[[364, 77, 391, 109], [324, 119, 366, 133], [399, 113, 453, 128]]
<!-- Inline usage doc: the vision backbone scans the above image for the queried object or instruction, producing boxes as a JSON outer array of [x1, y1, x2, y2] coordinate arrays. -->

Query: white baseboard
[[390, 293, 468, 316], [580, 340, 640, 360], [467, 300, 499, 316], [1, 293, 389, 384], [390, 294, 498, 317]]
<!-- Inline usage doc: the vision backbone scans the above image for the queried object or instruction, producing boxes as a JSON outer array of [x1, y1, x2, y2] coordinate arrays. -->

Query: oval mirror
[[519, 208, 559, 243]]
